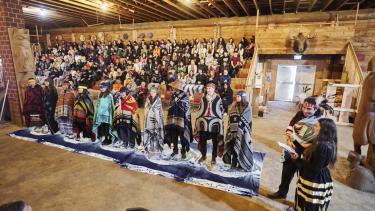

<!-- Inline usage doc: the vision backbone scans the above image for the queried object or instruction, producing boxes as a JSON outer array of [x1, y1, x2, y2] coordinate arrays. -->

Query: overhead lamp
[[100, 1, 108, 10], [39, 8, 47, 17]]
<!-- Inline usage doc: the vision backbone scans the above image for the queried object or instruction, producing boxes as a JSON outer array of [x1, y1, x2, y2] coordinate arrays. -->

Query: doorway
[[275, 64, 316, 102]]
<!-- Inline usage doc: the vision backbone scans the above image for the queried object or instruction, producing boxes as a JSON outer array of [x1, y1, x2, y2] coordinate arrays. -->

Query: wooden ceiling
[[22, 0, 375, 30]]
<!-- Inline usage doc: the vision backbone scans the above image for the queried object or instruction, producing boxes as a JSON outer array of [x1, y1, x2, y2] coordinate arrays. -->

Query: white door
[[293, 65, 316, 102], [275, 65, 297, 101]]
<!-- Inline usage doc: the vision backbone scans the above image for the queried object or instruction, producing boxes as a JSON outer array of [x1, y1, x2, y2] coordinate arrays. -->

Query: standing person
[[165, 79, 193, 159], [23, 78, 45, 133], [93, 82, 116, 145], [196, 82, 224, 164], [219, 82, 233, 113], [223, 91, 253, 170], [73, 84, 95, 141], [268, 97, 322, 199], [294, 118, 337, 211], [42, 78, 59, 133], [55, 81, 75, 139], [143, 85, 165, 155], [113, 87, 139, 149]]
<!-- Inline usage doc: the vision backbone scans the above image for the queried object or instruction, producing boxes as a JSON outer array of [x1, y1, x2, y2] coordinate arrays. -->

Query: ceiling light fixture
[[100, 1, 108, 10], [39, 8, 47, 17]]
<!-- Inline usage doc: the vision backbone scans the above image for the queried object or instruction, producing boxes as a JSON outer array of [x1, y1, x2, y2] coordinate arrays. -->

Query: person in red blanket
[[113, 87, 140, 148], [23, 78, 45, 133]]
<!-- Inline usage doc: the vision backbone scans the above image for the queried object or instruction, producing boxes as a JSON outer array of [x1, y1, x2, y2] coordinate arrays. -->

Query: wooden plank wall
[[263, 58, 341, 101], [256, 25, 355, 54]]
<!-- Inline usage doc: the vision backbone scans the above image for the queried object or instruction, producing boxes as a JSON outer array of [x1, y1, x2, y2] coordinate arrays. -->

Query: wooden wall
[[262, 57, 343, 101], [40, 9, 375, 57], [256, 25, 355, 54]]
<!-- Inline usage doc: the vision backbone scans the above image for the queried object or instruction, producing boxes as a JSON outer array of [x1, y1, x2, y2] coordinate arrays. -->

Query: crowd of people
[[25, 36, 340, 211]]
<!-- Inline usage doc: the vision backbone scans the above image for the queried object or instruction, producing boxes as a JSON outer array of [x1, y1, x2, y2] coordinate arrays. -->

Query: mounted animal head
[[290, 31, 316, 54]]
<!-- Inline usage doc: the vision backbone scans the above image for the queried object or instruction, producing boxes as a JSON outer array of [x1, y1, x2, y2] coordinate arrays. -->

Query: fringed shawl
[[144, 96, 164, 152], [113, 96, 140, 135], [93, 94, 116, 143], [224, 103, 254, 171], [165, 91, 193, 151]]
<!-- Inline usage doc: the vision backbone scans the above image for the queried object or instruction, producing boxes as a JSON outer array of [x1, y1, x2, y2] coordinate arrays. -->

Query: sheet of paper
[[278, 142, 297, 154]]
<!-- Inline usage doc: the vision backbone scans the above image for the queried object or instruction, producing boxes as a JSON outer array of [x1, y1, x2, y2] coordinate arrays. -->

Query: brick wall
[[0, 0, 25, 125]]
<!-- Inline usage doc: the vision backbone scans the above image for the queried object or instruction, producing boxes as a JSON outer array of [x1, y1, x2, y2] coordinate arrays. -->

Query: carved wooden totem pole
[[347, 55, 375, 193]]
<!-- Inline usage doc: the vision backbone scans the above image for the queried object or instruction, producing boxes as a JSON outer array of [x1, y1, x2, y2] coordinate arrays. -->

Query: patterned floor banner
[[9, 128, 265, 196]]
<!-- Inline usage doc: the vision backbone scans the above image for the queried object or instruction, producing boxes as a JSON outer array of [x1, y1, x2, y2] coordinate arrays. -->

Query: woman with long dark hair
[[42, 78, 58, 133], [294, 118, 337, 211]]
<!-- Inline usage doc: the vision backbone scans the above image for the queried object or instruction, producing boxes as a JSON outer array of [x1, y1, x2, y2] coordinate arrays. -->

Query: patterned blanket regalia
[[9, 128, 265, 196]]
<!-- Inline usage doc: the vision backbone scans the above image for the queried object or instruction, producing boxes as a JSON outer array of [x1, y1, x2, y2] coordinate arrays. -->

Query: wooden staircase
[[325, 41, 365, 126]]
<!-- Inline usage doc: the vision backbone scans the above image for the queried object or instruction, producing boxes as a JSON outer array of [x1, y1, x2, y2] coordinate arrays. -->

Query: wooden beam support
[[336, 0, 350, 10], [211, 1, 230, 17], [362, 0, 375, 8], [163, 0, 201, 19], [269, 0, 273, 15], [308, 0, 318, 12], [115, 0, 167, 21], [223, 0, 240, 16], [253, 0, 259, 11], [322, 0, 335, 11], [132, 0, 181, 20], [296, 0, 301, 13], [237, 0, 250, 16], [148, 0, 189, 20], [198, 2, 218, 18]]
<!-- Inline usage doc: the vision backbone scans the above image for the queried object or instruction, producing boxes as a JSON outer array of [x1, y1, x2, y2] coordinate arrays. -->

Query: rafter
[[269, 0, 273, 14], [132, 0, 181, 20], [198, 2, 218, 18], [362, 0, 375, 8], [211, 1, 229, 17], [163, 0, 201, 19], [253, 0, 259, 11], [115, 0, 167, 21], [322, 0, 335, 11], [336, 0, 350, 10], [308, 0, 318, 12], [296, 0, 301, 13], [237, 0, 250, 16], [223, 0, 240, 16], [148, 0, 190, 20]]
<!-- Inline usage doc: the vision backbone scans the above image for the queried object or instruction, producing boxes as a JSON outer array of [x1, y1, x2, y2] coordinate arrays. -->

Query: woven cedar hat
[[168, 79, 185, 91]]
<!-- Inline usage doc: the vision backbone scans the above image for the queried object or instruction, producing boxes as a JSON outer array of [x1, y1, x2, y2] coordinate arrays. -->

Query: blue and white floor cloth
[[9, 128, 265, 196]]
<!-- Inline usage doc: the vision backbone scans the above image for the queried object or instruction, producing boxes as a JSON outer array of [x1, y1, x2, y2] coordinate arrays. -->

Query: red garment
[[232, 56, 240, 66], [121, 95, 138, 113]]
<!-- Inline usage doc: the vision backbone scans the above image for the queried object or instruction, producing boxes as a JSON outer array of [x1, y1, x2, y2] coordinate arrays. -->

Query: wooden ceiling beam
[[336, 0, 350, 10], [113, 0, 163, 22], [269, 0, 273, 14], [26, 0, 130, 23], [253, 0, 259, 11], [68, 0, 150, 23], [211, 1, 230, 17], [163, 0, 201, 19], [295, 0, 301, 12], [237, 0, 250, 16], [148, 0, 189, 20], [198, 2, 218, 18], [223, 0, 240, 16], [132, 0, 181, 20], [321, 0, 335, 11], [24, 2, 113, 25], [308, 0, 318, 12], [115, 0, 171, 21], [362, 0, 375, 8]]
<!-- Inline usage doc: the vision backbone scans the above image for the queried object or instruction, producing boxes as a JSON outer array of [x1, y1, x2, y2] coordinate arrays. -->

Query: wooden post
[[256, 9, 259, 29], [354, 2, 359, 26], [35, 25, 39, 44]]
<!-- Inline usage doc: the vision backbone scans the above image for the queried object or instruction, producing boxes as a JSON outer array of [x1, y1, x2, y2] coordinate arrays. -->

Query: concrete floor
[[1, 101, 375, 210]]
